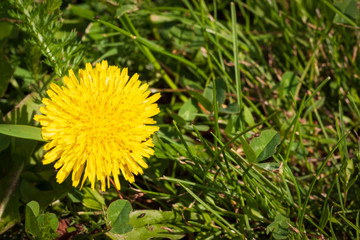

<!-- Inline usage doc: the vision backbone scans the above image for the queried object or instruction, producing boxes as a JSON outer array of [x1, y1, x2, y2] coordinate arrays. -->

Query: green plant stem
[[231, 2, 242, 110]]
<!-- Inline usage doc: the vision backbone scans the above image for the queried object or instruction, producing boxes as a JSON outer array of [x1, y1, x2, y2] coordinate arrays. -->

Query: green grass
[[1, 0, 360, 239]]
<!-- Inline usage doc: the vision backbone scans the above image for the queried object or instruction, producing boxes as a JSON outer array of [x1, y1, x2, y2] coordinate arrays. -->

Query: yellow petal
[[33, 60, 160, 191]]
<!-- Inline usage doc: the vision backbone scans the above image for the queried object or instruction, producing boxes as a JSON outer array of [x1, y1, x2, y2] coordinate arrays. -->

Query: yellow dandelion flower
[[34, 60, 161, 191]]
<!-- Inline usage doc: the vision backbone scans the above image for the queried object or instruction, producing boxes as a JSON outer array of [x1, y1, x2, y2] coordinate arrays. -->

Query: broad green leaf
[[0, 130, 39, 233], [69, 4, 96, 20], [25, 201, 40, 237], [4, 92, 41, 124], [203, 77, 227, 106], [0, 22, 13, 41], [115, 4, 137, 18], [106, 210, 187, 240], [26, 201, 40, 217], [81, 22, 111, 41], [188, 90, 213, 112], [20, 179, 71, 209], [107, 200, 133, 234], [168, 111, 186, 126], [333, 0, 358, 24], [255, 162, 281, 171], [37, 213, 58, 230], [97, 48, 119, 62], [14, 67, 34, 86], [129, 210, 182, 227], [150, 14, 176, 24], [68, 188, 84, 203], [0, 188, 21, 234], [180, 77, 203, 90], [0, 51, 14, 97], [25, 201, 59, 240], [216, 78, 227, 105], [192, 49, 207, 65], [225, 115, 235, 135], [244, 207, 264, 221], [0, 124, 46, 142], [219, 103, 240, 114], [0, 134, 10, 152], [82, 187, 105, 210], [178, 98, 198, 121], [279, 72, 299, 99], [0, 92, 42, 234], [249, 130, 281, 162], [37, 213, 59, 239], [240, 136, 256, 163], [243, 105, 255, 127], [266, 214, 291, 240], [106, 223, 185, 240]]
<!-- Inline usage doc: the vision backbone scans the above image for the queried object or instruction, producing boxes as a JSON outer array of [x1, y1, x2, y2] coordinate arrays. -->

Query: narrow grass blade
[[231, 2, 242, 110], [298, 133, 349, 232], [179, 183, 243, 237]]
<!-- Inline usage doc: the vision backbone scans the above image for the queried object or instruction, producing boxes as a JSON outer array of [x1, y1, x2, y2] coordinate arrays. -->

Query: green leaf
[[255, 162, 281, 171], [13, 67, 34, 86], [243, 192, 264, 221], [183, 124, 209, 132], [129, 210, 181, 227], [168, 111, 186, 126], [219, 103, 240, 114], [106, 224, 185, 240], [150, 14, 177, 24], [240, 136, 256, 163], [0, 188, 21, 234], [20, 179, 71, 210], [0, 22, 13, 41], [37, 213, 59, 232], [188, 90, 213, 112], [343, 158, 354, 184], [0, 51, 14, 98], [69, 4, 96, 20], [178, 98, 198, 121], [0, 124, 46, 142], [279, 72, 299, 99], [333, 0, 358, 24], [249, 130, 281, 162], [68, 188, 84, 203], [243, 105, 255, 127], [26, 201, 40, 217], [115, 4, 137, 18], [0, 126, 40, 233], [82, 187, 105, 210], [203, 78, 227, 106], [25, 201, 40, 237], [225, 115, 238, 135], [4, 92, 41, 124], [107, 200, 133, 234], [266, 214, 291, 240], [46, 0, 62, 12], [0, 134, 10, 152], [319, 205, 330, 229], [37, 212, 59, 240], [25, 201, 59, 240], [106, 210, 187, 240]]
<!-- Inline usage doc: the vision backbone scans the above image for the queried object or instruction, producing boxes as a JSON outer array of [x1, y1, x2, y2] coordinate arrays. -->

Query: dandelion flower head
[[34, 60, 161, 191]]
